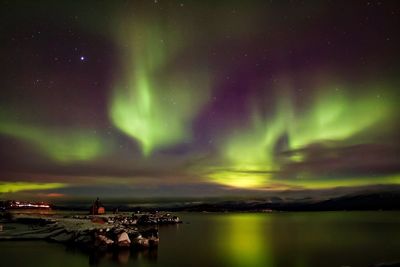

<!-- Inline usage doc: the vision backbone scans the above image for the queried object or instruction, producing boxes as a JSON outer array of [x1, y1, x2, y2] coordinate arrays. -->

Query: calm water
[[1, 211, 400, 267]]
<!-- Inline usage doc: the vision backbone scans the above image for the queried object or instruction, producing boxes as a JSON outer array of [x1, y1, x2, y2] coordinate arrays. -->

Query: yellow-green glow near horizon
[[0, 182, 67, 193], [0, 123, 104, 163], [110, 18, 210, 156], [210, 100, 290, 188], [209, 170, 269, 189], [209, 85, 397, 189]]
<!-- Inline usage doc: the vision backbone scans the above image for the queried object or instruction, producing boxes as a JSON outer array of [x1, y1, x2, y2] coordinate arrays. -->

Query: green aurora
[[207, 83, 397, 188], [0, 1, 399, 198], [109, 16, 210, 156], [0, 182, 67, 194], [0, 122, 104, 163]]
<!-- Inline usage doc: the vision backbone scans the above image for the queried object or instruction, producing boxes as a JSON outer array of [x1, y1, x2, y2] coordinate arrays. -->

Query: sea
[[1, 211, 399, 267]]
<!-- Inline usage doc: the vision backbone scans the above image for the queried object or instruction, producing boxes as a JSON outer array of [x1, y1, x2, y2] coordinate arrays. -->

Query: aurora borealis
[[0, 0, 399, 199], [110, 14, 210, 156]]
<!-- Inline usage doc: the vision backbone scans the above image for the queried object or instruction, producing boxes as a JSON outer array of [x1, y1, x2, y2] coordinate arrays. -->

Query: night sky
[[1, 0, 399, 200]]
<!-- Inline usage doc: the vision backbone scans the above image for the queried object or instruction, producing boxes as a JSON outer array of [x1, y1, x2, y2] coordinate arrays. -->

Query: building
[[90, 197, 105, 215]]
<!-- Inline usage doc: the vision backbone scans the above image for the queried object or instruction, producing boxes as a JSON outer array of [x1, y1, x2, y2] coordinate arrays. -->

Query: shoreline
[[0, 211, 182, 252]]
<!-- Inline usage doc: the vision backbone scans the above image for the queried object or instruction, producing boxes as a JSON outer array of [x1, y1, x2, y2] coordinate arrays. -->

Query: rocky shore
[[0, 212, 182, 252]]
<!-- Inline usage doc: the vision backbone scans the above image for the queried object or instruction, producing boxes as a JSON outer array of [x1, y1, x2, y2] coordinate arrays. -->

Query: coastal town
[[0, 198, 182, 252]]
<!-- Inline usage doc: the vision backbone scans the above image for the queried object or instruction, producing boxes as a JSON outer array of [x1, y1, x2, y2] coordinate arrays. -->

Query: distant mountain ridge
[[151, 190, 400, 212], [46, 189, 400, 212]]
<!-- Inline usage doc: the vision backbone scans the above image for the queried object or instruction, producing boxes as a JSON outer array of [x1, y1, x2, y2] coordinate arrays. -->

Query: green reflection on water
[[2, 212, 400, 267], [216, 213, 273, 267]]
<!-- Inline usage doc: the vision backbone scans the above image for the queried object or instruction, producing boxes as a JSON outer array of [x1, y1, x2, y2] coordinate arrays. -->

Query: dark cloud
[[278, 143, 400, 180]]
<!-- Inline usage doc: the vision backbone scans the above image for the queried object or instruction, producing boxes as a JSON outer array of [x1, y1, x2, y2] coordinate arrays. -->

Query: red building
[[90, 197, 105, 215]]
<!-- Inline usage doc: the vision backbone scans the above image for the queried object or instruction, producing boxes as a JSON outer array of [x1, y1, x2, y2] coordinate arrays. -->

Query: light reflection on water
[[1, 211, 400, 267], [215, 214, 272, 267]]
